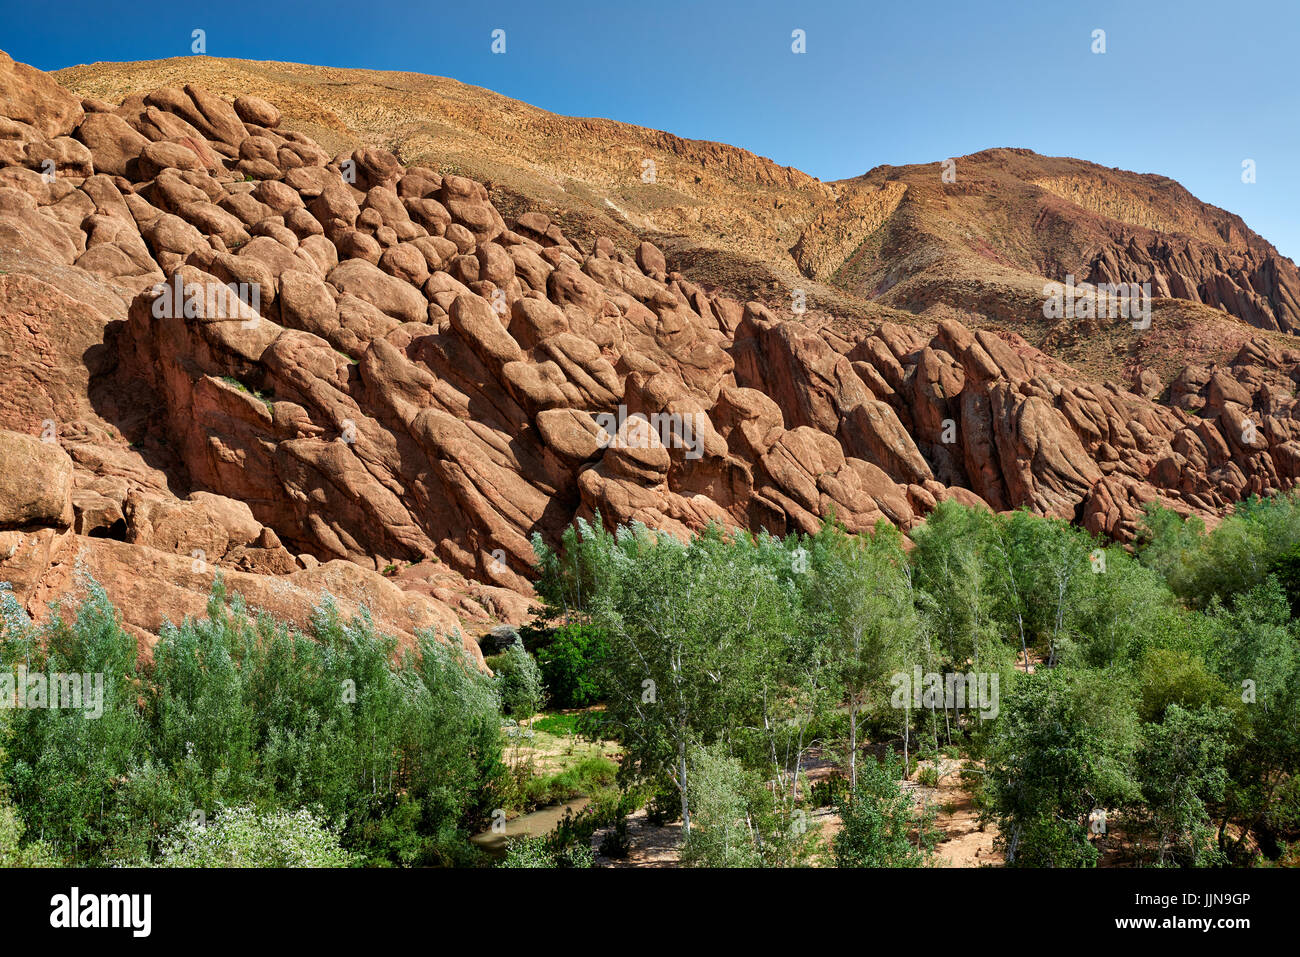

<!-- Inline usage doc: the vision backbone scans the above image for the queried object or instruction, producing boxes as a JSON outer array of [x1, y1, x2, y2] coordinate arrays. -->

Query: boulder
[[0, 430, 73, 528]]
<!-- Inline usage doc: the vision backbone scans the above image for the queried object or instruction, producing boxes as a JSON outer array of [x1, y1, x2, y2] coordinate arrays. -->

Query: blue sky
[[5, 0, 1299, 259]]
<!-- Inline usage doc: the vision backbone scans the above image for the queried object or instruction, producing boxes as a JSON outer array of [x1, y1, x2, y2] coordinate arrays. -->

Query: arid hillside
[[2, 50, 1300, 648], [54, 56, 837, 300], [56, 56, 1300, 384]]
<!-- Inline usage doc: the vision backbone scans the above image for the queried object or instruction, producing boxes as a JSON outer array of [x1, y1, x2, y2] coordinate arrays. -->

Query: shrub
[[681, 745, 773, 868], [546, 754, 618, 800], [157, 805, 354, 868], [499, 836, 553, 868], [535, 623, 609, 709], [598, 812, 631, 859], [0, 801, 56, 867], [499, 834, 593, 868], [492, 642, 545, 720], [645, 786, 682, 827], [810, 773, 847, 809], [832, 750, 936, 868]]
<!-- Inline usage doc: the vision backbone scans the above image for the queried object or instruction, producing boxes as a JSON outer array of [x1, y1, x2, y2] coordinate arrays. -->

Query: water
[[471, 797, 591, 857]]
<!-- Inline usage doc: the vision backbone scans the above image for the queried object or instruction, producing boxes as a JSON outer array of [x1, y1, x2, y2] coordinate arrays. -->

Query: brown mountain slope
[[53, 56, 831, 276], [830, 148, 1300, 333], [53, 56, 1300, 385], [4, 51, 1300, 649]]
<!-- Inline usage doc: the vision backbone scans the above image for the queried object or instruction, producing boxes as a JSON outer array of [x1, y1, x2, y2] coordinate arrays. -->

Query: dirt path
[[591, 808, 683, 867], [583, 746, 1003, 867], [912, 758, 1001, 867]]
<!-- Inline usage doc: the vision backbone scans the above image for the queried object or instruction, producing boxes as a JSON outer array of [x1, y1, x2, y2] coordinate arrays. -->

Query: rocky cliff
[[3, 50, 1300, 652]]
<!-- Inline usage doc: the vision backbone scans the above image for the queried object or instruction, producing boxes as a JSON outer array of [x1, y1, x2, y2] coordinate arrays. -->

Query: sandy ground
[[916, 758, 1002, 867], [587, 752, 1003, 868], [592, 808, 683, 867]]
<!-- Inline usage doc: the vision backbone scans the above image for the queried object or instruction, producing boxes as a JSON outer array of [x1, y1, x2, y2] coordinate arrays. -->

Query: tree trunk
[[903, 703, 910, 779], [849, 704, 858, 790], [678, 743, 691, 836], [1018, 612, 1029, 672]]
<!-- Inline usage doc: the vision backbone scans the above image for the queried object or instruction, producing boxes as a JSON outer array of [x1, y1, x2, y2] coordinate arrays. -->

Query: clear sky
[[5, 0, 1298, 259]]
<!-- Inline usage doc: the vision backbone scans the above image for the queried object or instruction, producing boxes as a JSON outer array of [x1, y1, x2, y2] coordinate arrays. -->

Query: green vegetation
[[219, 375, 274, 412], [0, 577, 504, 867], [157, 805, 354, 868], [833, 750, 937, 867], [504, 753, 618, 812], [488, 641, 545, 721], [526, 495, 1300, 868], [500, 834, 593, 868], [3, 489, 1300, 868], [531, 712, 581, 737], [532, 623, 609, 709], [0, 718, 55, 867], [679, 743, 820, 867], [500, 789, 638, 868]]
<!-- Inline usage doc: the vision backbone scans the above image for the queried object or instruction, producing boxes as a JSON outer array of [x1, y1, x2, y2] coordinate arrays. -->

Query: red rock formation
[[1, 52, 1298, 655]]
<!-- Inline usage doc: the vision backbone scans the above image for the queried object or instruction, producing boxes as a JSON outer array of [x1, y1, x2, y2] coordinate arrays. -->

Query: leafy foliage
[[0, 577, 504, 867], [489, 641, 545, 720], [983, 670, 1140, 867], [5, 488, 1300, 869], [832, 750, 937, 867], [534, 623, 610, 709], [157, 804, 354, 868]]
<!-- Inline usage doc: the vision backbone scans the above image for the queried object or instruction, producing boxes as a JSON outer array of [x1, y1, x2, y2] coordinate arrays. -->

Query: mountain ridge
[[1, 49, 1300, 650]]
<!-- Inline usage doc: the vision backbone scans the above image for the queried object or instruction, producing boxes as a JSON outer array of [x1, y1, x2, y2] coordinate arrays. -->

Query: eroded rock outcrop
[[2, 51, 1299, 654]]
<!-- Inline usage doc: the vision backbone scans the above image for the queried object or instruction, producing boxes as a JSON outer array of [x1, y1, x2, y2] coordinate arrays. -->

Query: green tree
[[1134, 706, 1231, 867], [1138, 493, 1300, 608], [1203, 580, 1300, 858], [832, 749, 936, 867], [532, 520, 804, 835], [1268, 544, 1300, 616], [808, 521, 921, 787], [680, 744, 765, 867], [534, 623, 609, 708], [0, 575, 506, 867], [0, 715, 55, 867], [1, 576, 146, 864], [984, 670, 1140, 866], [1136, 648, 1233, 723], [491, 641, 545, 720], [681, 743, 819, 868]]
